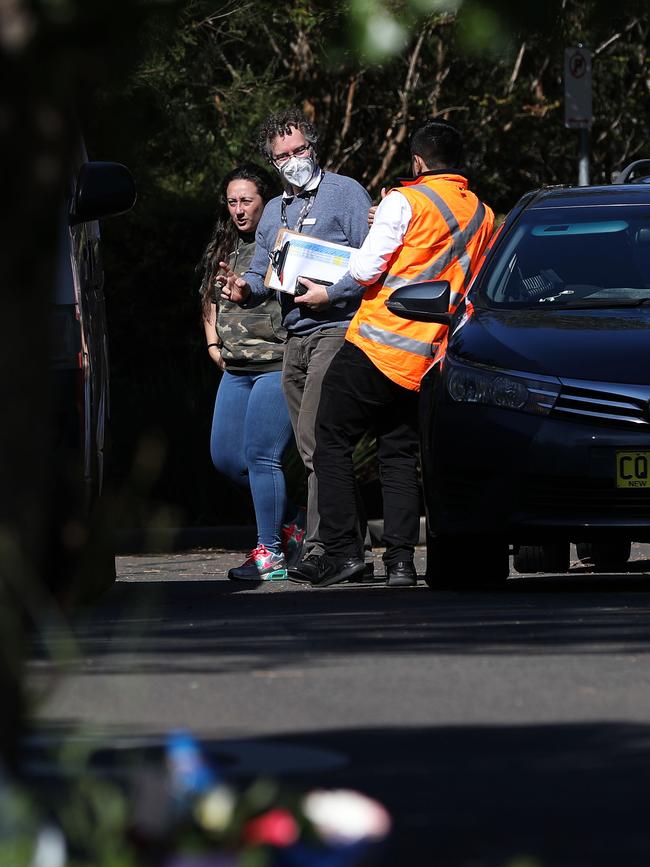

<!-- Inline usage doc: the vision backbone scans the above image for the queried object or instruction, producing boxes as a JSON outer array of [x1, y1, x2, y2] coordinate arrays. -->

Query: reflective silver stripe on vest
[[416, 185, 471, 284], [357, 322, 434, 357], [384, 188, 486, 291]]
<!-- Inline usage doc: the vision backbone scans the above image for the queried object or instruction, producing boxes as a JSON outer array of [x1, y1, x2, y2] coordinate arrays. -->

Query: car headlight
[[445, 357, 560, 415]]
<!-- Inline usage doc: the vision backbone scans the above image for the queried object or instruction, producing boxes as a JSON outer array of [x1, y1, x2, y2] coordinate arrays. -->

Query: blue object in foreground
[[166, 731, 217, 799]]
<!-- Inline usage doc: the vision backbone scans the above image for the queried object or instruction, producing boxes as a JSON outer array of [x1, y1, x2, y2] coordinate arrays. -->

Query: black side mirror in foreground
[[69, 161, 137, 225], [385, 280, 451, 324]]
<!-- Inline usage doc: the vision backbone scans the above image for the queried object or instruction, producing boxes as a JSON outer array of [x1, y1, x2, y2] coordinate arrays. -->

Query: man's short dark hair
[[258, 108, 319, 162], [409, 121, 463, 169]]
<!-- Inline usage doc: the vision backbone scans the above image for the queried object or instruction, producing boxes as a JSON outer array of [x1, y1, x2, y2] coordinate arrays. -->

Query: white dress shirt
[[349, 190, 413, 283]]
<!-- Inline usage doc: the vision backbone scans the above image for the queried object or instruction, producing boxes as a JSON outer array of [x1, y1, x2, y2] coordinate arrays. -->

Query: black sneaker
[[350, 561, 375, 583], [296, 555, 365, 588], [288, 553, 322, 583], [385, 561, 418, 587]]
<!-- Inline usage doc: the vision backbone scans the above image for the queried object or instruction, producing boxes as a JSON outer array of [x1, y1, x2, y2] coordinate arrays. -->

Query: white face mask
[[280, 155, 315, 189]]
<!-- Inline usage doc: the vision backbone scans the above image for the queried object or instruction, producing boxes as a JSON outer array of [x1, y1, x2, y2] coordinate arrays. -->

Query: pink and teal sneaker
[[228, 545, 288, 581], [227, 549, 259, 581], [253, 544, 288, 581]]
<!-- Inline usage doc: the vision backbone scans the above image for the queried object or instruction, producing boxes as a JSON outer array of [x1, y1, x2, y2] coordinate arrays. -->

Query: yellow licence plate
[[616, 451, 650, 488]]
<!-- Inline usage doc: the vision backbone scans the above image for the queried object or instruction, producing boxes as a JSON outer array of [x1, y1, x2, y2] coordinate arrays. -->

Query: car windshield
[[481, 206, 650, 308]]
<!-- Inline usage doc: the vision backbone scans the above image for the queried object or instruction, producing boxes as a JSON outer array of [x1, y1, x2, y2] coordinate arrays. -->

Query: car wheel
[[425, 531, 509, 590], [576, 541, 631, 571], [513, 542, 570, 574]]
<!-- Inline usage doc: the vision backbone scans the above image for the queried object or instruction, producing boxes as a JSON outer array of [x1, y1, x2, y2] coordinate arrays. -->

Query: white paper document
[[265, 229, 355, 295]]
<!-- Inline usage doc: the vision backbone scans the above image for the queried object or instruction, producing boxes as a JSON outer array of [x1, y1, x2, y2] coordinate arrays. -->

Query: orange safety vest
[[346, 172, 495, 391]]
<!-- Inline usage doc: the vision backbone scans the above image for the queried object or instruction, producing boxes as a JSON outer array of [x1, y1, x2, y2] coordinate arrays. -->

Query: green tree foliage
[[97, 0, 649, 207]]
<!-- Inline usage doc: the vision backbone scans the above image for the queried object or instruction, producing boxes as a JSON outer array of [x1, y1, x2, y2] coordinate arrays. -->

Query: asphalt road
[[27, 543, 650, 867]]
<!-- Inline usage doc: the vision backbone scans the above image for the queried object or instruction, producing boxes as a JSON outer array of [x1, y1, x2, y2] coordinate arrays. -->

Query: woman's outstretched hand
[[217, 262, 251, 304]]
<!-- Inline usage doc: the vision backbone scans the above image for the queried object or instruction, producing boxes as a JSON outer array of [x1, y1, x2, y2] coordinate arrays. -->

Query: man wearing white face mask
[[220, 107, 372, 582]]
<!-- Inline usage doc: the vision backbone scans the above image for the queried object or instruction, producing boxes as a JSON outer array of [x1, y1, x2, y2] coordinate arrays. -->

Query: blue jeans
[[210, 370, 294, 553]]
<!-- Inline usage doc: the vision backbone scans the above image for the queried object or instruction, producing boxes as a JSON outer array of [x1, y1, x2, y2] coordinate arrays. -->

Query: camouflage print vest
[[217, 239, 286, 373]]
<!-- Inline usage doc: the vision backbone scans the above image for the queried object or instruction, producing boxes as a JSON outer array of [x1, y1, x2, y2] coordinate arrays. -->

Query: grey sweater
[[243, 171, 372, 336]]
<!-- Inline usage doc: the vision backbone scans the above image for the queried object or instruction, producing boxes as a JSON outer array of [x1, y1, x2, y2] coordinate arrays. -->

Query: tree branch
[[325, 72, 363, 170], [341, 73, 360, 141], [213, 39, 239, 82], [329, 137, 364, 173], [366, 124, 408, 190], [594, 18, 639, 55], [506, 41, 526, 95], [531, 55, 549, 102], [259, 20, 291, 70], [195, 1, 252, 29], [366, 28, 428, 189]]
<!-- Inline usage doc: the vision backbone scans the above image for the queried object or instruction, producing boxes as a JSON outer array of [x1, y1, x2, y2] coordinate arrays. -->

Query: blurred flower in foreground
[[16, 730, 393, 867], [302, 789, 391, 846], [193, 785, 236, 833], [243, 807, 301, 847]]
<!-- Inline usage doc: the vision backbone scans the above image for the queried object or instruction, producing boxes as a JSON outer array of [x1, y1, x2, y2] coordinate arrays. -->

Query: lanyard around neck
[[280, 185, 318, 232]]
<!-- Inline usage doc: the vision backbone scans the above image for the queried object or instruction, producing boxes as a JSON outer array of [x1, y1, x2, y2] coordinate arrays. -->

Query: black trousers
[[314, 341, 421, 566]]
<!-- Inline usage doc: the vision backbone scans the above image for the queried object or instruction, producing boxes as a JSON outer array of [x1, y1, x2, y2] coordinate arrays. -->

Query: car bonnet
[[449, 305, 650, 385]]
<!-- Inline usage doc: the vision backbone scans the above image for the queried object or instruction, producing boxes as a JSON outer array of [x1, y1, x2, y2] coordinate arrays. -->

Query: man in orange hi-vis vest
[[289, 121, 495, 588]]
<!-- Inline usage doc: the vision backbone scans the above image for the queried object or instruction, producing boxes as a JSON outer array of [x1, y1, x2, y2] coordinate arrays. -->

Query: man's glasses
[[272, 144, 311, 166]]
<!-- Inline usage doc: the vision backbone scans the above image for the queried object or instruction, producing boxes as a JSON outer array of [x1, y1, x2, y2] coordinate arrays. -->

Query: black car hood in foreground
[[450, 305, 650, 384]]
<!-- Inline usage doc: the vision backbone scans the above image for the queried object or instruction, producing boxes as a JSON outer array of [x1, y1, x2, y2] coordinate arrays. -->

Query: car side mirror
[[611, 158, 650, 184], [385, 280, 452, 324], [69, 161, 137, 226]]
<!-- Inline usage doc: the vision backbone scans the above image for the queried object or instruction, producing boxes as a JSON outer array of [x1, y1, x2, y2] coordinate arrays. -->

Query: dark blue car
[[50, 146, 136, 602], [387, 173, 650, 588]]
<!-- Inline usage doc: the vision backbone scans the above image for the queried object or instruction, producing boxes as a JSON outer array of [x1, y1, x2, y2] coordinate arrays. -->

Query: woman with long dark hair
[[199, 163, 303, 581]]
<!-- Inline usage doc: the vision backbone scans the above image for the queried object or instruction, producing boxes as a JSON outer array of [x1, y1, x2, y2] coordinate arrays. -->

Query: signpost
[[564, 46, 592, 186]]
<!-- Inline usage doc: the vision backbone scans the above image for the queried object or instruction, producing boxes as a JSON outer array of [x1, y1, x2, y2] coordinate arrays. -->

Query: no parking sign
[[564, 47, 592, 128]]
